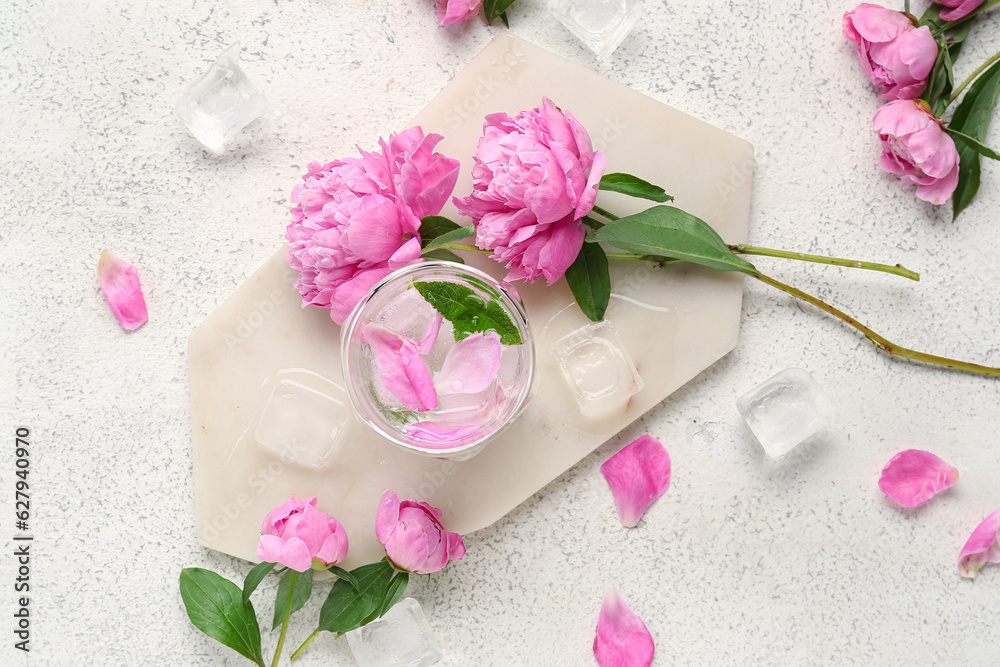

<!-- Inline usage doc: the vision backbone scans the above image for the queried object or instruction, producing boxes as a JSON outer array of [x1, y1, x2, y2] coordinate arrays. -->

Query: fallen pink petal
[[958, 510, 1000, 579], [877, 449, 959, 507], [593, 589, 654, 667], [601, 434, 671, 527], [98, 250, 148, 331], [434, 331, 502, 395]]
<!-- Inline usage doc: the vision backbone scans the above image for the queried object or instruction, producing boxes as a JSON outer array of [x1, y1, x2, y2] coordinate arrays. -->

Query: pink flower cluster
[[455, 97, 606, 285], [843, 4, 961, 204], [285, 128, 460, 325], [256, 492, 465, 575]]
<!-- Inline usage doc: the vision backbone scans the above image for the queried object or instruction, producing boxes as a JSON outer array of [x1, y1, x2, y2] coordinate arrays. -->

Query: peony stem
[[289, 630, 320, 662], [729, 244, 920, 280], [438, 243, 490, 253], [948, 48, 1000, 107], [591, 205, 620, 221], [605, 247, 919, 280], [751, 270, 1000, 377], [271, 571, 298, 667]]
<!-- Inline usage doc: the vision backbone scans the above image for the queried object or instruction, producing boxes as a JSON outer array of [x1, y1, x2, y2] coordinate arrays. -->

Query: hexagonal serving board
[[188, 33, 754, 567]]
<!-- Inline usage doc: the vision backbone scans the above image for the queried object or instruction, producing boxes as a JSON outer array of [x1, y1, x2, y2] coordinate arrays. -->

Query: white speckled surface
[[2, 1, 999, 665]]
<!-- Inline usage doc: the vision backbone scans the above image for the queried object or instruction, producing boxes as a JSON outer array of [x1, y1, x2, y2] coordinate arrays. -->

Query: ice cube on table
[[254, 376, 351, 469], [736, 368, 835, 458], [553, 320, 643, 418], [346, 598, 444, 667], [550, 0, 643, 59], [176, 43, 270, 152]]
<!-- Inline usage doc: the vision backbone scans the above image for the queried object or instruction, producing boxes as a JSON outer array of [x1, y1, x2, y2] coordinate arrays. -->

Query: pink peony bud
[[873, 99, 959, 204], [843, 4, 938, 100], [436, 0, 482, 25], [454, 97, 607, 285], [593, 589, 654, 667], [938, 0, 986, 21], [375, 489, 466, 574], [256, 496, 349, 572], [285, 127, 460, 325]]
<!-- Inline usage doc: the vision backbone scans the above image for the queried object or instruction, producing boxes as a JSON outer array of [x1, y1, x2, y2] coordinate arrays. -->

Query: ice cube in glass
[[345, 598, 443, 667], [736, 368, 835, 458], [176, 43, 270, 152], [551, 0, 643, 59]]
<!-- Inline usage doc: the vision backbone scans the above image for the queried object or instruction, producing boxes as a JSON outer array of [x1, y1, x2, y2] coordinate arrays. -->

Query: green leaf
[[242, 562, 275, 606], [317, 560, 395, 636], [581, 216, 604, 231], [421, 248, 465, 264], [949, 58, 1000, 219], [420, 216, 462, 247], [483, 0, 517, 23], [593, 206, 757, 275], [271, 568, 313, 631], [564, 242, 610, 322], [359, 572, 410, 627], [598, 173, 673, 202], [327, 564, 361, 593], [180, 568, 265, 666], [948, 128, 1000, 161], [500, 10, 510, 28], [413, 281, 522, 345], [422, 225, 475, 253]]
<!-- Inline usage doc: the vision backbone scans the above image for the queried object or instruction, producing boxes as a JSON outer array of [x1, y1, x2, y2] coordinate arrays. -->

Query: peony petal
[[958, 510, 1000, 579], [364, 323, 437, 412], [276, 537, 314, 572], [878, 449, 959, 507], [601, 435, 672, 527], [98, 250, 148, 331], [419, 311, 444, 354], [593, 589, 654, 667], [375, 489, 402, 544], [434, 331, 502, 395], [315, 529, 349, 566]]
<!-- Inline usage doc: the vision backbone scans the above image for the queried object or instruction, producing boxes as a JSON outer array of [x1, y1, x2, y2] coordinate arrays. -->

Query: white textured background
[[2, 0, 999, 665]]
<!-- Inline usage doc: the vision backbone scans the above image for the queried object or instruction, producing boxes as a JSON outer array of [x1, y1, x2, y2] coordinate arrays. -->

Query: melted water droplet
[[450, 379, 464, 392]]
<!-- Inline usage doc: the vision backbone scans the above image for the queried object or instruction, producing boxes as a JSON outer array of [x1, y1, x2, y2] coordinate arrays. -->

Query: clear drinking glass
[[341, 262, 535, 460]]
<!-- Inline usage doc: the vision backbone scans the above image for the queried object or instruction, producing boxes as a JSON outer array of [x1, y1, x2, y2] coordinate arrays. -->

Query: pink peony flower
[[256, 496, 349, 572], [454, 97, 607, 285], [958, 510, 1000, 579], [375, 490, 466, 574], [437, 0, 482, 25], [601, 435, 672, 527], [877, 449, 959, 507], [843, 4, 938, 100], [286, 127, 461, 325], [98, 250, 148, 331], [593, 589, 654, 667], [873, 99, 960, 204], [364, 322, 438, 412], [939, 0, 986, 21]]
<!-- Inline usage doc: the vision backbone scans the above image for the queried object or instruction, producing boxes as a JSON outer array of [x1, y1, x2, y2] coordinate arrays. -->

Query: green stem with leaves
[[271, 571, 298, 667], [290, 630, 319, 662], [948, 48, 1000, 107], [751, 271, 1000, 377], [729, 244, 920, 280]]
